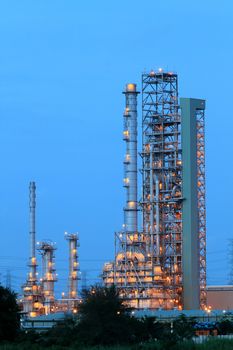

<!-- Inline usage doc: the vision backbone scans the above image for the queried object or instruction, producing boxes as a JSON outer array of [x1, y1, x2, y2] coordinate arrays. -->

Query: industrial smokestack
[[122, 84, 139, 233], [29, 181, 37, 282]]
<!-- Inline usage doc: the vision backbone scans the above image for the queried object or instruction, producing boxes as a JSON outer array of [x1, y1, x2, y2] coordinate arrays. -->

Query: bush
[[0, 286, 20, 342]]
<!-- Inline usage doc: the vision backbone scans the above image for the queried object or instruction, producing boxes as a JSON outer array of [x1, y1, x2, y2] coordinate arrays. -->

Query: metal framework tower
[[103, 70, 207, 310], [65, 232, 80, 300], [38, 241, 57, 314], [140, 71, 183, 308]]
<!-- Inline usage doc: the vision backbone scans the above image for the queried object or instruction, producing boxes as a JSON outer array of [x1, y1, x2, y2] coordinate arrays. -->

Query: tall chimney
[[29, 181, 36, 282], [123, 84, 139, 232]]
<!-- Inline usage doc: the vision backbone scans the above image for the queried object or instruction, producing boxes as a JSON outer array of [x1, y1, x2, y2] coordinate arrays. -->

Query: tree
[[76, 285, 143, 345], [217, 319, 233, 335], [0, 286, 20, 341], [173, 314, 196, 341]]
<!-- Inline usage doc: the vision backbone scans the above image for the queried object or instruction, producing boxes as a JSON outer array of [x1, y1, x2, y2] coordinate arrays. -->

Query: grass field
[[2, 339, 233, 350]]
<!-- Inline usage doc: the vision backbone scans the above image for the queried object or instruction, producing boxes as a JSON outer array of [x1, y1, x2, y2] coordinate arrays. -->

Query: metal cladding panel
[[181, 98, 205, 310]]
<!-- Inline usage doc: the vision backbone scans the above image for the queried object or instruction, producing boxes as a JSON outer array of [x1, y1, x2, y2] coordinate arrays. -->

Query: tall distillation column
[[103, 84, 150, 309], [123, 83, 139, 232], [29, 182, 37, 283], [38, 241, 57, 314], [65, 232, 79, 299], [22, 182, 42, 317]]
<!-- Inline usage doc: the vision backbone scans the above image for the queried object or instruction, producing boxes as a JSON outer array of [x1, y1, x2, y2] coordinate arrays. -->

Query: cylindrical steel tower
[[123, 84, 139, 233], [29, 181, 37, 282], [65, 232, 79, 299], [38, 241, 57, 314]]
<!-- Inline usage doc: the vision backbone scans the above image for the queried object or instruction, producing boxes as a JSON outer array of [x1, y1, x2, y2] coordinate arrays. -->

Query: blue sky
[[0, 0, 232, 295]]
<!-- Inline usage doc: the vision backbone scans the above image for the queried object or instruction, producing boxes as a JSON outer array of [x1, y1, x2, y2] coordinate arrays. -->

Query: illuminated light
[[34, 302, 42, 309], [149, 70, 156, 77], [125, 154, 130, 162], [158, 68, 163, 73], [31, 257, 36, 264], [73, 309, 78, 314], [30, 312, 37, 318], [128, 201, 135, 208], [123, 130, 129, 138], [126, 83, 136, 92], [123, 178, 129, 184]]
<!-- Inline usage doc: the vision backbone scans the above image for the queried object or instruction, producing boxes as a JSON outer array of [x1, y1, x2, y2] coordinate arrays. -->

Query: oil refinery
[[103, 70, 206, 311], [22, 182, 80, 317], [20, 69, 233, 324]]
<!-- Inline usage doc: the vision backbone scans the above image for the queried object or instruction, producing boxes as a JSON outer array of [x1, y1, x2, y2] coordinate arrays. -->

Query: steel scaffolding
[[196, 108, 206, 309], [140, 71, 183, 308]]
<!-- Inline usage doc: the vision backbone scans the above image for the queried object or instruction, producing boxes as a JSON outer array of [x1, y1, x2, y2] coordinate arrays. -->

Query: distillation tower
[[22, 182, 42, 316], [103, 70, 206, 310], [65, 232, 80, 310], [37, 241, 57, 314]]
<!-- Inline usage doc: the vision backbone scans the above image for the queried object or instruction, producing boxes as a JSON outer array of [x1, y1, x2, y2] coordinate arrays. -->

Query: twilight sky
[[0, 0, 232, 295]]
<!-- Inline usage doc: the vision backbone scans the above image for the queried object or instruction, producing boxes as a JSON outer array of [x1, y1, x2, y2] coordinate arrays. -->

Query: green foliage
[[4, 338, 233, 350], [217, 319, 233, 335], [38, 317, 78, 347], [173, 314, 196, 340], [196, 338, 233, 350], [76, 285, 144, 345], [0, 286, 20, 342]]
